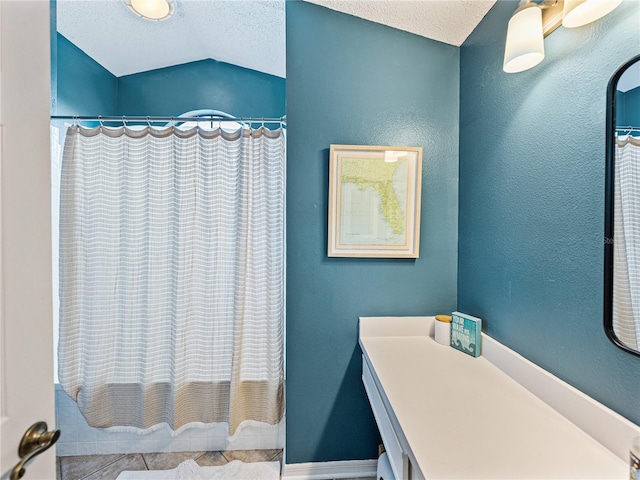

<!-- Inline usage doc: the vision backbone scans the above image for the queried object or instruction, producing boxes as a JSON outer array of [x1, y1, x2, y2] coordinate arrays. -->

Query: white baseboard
[[282, 459, 377, 480]]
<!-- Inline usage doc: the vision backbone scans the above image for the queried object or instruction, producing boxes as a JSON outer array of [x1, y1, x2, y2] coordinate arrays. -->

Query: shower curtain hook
[[147, 116, 152, 128], [98, 115, 104, 128], [73, 115, 78, 127], [122, 115, 127, 128]]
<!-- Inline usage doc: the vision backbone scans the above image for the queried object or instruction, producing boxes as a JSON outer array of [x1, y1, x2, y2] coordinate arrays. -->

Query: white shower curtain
[[613, 135, 640, 350], [58, 124, 285, 434]]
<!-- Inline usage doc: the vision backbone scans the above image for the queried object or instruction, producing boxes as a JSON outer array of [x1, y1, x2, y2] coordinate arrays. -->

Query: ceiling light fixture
[[503, 0, 621, 73], [124, 0, 175, 21]]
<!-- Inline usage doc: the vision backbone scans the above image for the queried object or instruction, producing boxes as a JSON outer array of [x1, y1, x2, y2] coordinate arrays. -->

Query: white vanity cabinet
[[363, 356, 418, 480], [359, 316, 636, 480]]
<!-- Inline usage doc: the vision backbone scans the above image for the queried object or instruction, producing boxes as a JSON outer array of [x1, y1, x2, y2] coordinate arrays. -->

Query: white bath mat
[[116, 459, 280, 480]]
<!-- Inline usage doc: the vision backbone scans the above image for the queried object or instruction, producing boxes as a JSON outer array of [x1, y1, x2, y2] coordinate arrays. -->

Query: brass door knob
[[11, 421, 60, 480]]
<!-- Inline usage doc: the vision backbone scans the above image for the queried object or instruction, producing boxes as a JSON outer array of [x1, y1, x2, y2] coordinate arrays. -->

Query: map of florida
[[341, 158, 405, 234]]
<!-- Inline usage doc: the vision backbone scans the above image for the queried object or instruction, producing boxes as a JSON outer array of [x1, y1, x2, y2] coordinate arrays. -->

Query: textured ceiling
[[306, 0, 496, 47], [57, 0, 496, 79], [57, 0, 287, 78]]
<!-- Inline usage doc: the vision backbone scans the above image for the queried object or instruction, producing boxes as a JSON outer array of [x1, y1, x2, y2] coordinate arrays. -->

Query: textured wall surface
[[56, 33, 117, 116], [286, 1, 459, 464], [54, 37, 284, 120], [116, 59, 285, 118], [459, 0, 640, 426]]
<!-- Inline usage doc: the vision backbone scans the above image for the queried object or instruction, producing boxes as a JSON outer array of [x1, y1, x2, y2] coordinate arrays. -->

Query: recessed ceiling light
[[123, 0, 175, 21]]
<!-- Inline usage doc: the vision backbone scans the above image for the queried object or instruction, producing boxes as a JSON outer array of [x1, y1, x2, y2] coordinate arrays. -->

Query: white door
[[0, 1, 56, 479]]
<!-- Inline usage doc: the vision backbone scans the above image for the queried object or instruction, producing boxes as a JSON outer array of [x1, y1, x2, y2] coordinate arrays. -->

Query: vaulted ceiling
[[56, 0, 497, 79]]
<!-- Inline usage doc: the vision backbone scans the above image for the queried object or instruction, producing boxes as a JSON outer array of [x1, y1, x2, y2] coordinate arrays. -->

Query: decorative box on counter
[[451, 311, 482, 357]]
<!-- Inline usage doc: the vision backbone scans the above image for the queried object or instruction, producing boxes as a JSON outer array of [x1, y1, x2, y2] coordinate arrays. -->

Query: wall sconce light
[[503, 0, 622, 73], [123, 0, 175, 21], [562, 0, 623, 27]]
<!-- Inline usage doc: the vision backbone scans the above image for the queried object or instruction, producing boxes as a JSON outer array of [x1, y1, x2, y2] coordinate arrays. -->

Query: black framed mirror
[[604, 53, 640, 357]]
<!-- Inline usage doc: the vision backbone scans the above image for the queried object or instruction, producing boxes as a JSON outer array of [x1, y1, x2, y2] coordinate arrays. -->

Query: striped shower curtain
[[613, 134, 640, 350], [58, 124, 285, 434]]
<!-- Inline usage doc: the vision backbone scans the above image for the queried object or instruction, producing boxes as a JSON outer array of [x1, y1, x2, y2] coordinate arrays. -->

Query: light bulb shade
[[125, 0, 174, 21], [503, 5, 545, 73], [562, 0, 622, 28]]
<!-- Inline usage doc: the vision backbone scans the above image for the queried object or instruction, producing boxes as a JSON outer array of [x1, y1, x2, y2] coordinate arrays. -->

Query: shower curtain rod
[[616, 125, 640, 131], [51, 115, 286, 124]]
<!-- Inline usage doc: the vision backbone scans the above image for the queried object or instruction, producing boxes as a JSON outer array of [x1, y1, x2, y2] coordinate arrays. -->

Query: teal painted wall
[[459, 0, 640, 426], [55, 33, 117, 116], [54, 37, 284, 120], [116, 59, 285, 118], [616, 90, 626, 126], [622, 85, 640, 131], [286, 1, 459, 464]]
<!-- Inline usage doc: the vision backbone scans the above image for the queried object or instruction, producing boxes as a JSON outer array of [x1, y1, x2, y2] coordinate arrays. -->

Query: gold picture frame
[[328, 145, 422, 258]]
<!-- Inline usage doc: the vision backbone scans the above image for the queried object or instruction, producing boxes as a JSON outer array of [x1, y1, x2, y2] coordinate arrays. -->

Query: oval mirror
[[604, 54, 640, 357]]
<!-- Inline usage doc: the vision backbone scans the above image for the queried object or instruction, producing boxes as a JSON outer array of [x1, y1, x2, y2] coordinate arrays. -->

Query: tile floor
[[56, 449, 282, 480]]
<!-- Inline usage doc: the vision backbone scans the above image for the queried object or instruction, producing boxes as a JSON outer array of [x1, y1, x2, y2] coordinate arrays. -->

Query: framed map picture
[[328, 145, 422, 258]]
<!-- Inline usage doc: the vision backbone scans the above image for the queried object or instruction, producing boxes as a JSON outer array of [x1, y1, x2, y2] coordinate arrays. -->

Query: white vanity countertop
[[359, 316, 631, 479]]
